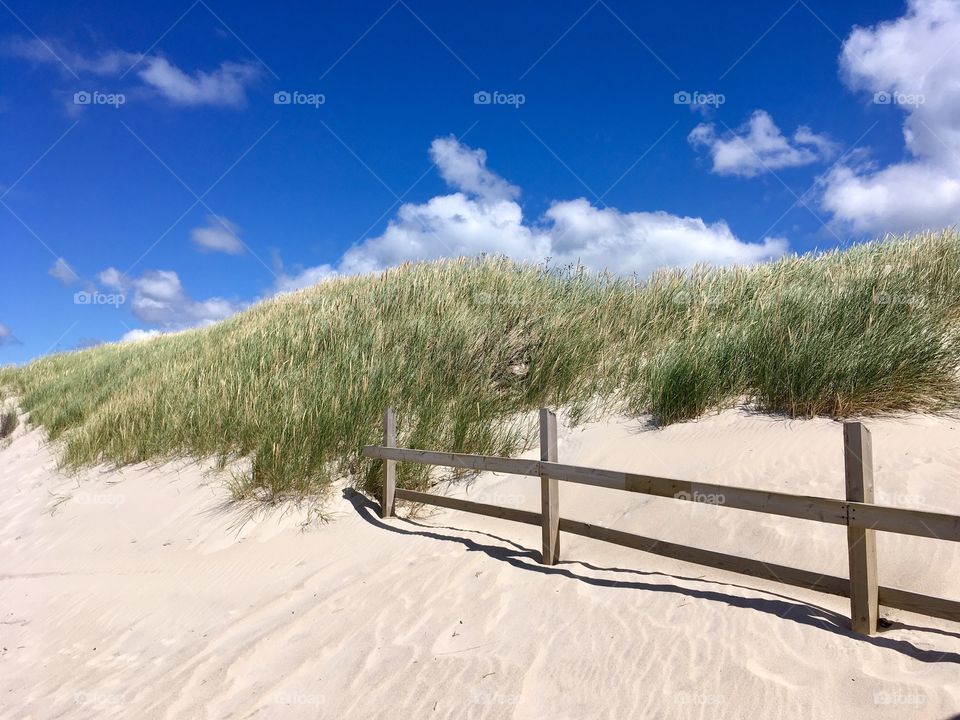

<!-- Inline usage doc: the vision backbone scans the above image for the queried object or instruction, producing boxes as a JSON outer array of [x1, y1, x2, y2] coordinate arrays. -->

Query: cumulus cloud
[[822, 162, 960, 233], [191, 214, 245, 254], [822, 0, 960, 233], [48, 257, 80, 286], [689, 110, 837, 177], [277, 137, 787, 291], [0, 322, 21, 346], [98, 267, 240, 330], [137, 57, 262, 108]]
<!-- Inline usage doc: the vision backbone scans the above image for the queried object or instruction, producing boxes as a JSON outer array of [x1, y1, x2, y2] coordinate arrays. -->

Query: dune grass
[[5, 231, 960, 501], [0, 409, 16, 440]]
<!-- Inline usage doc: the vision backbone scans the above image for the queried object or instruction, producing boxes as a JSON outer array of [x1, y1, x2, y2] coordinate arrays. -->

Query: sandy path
[[1, 410, 959, 719]]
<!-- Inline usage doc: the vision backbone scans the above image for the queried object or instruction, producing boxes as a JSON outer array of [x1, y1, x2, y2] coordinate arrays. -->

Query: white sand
[[1, 409, 959, 719]]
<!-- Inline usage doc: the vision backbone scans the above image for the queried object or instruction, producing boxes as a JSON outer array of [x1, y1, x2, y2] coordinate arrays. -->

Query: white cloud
[[277, 137, 787, 290], [137, 57, 262, 108], [48, 257, 80, 286], [119, 328, 162, 343], [4, 37, 260, 110], [2, 37, 140, 75], [275, 264, 337, 294], [822, 162, 960, 233], [191, 214, 245, 254], [336, 192, 543, 275], [543, 199, 786, 272], [97, 267, 126, 290], [99, 267, 240, 330], [429, 136, 520, 201], [689, 110, 837, 177], [823, 0, 960, 233], [0, 322, 20, 346]]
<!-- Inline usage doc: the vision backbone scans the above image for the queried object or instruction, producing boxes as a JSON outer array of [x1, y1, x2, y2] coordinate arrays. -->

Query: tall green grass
[[6, 231, 960, 501]]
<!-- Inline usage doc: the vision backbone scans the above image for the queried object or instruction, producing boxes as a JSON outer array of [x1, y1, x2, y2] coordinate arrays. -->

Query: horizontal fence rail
[[362, 445, 960, 542], [363, 408, 960, 633]]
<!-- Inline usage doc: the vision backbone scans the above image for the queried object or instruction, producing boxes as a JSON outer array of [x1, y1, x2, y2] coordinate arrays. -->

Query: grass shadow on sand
[[344, 489, 960, 666]]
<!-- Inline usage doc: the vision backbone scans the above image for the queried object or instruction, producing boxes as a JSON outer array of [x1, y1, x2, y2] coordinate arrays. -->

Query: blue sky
[[2, 0, 956, 363]]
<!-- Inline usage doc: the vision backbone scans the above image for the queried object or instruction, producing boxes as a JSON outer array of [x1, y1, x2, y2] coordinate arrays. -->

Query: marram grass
[[3, 231, 960, 502], [0, 408, 16, 439]]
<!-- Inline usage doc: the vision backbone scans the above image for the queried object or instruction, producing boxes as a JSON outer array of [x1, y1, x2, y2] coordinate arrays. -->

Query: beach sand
[[2, 409, 959, 719]]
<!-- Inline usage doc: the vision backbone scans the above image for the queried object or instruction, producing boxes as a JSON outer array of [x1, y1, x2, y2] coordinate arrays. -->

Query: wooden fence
[[362, 408, 960, 635]]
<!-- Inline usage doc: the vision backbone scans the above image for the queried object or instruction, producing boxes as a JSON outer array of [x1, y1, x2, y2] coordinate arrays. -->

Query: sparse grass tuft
[[6, 230, 960, 501]]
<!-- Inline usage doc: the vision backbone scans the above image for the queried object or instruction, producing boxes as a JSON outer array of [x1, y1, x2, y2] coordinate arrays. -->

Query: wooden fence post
[[540, 408, 559, 565], [843, 421, 879, 635], [381, 408, 396, 519]]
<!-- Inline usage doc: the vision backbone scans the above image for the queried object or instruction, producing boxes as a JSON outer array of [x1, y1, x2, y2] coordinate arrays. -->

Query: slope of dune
[[2, 408, 959, 719], [5, 232, 960, 505]]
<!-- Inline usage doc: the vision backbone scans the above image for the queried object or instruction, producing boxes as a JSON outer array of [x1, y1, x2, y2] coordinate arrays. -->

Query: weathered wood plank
[[844, 422, 879, 635], [637, 476, 849, 524], [362, 447, 850, 525], [547, 461, 851, 526], [361, 446, 960, 540], [560, 518, 960, 623], [362, 446, 541, 477], [394, 488, 541, 526], [540, 409, 560, 565], [878, 587, 960, 623], [847, 502, 960, 542], [558, 517, 851, 597], [390, 486, 960, 623]]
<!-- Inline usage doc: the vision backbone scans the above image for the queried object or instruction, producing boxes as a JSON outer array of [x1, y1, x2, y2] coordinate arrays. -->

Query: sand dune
[[1, 409, 959, 719]]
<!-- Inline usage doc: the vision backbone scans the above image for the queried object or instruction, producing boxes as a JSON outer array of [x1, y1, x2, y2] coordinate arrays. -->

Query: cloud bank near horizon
[[274, 136, 788, 292]]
